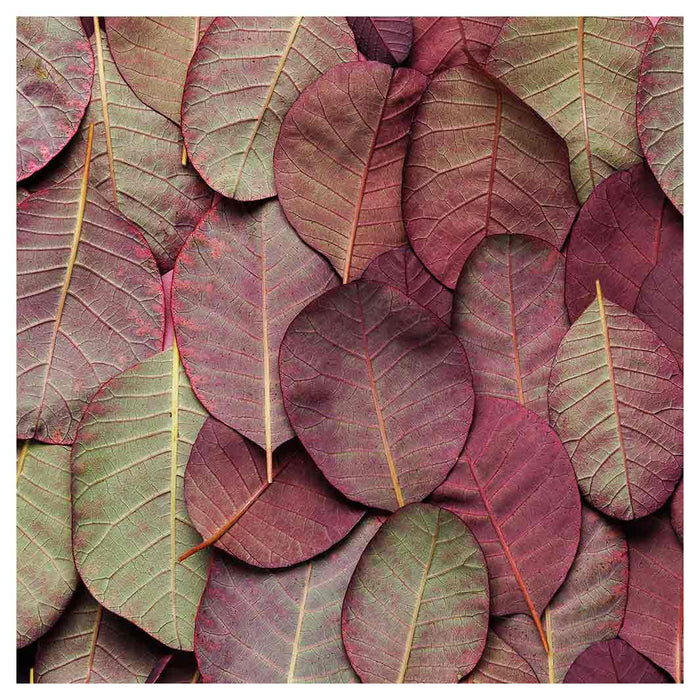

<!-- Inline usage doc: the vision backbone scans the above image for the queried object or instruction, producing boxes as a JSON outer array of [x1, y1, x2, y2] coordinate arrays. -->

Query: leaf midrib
[[169, 342, 181, 644]]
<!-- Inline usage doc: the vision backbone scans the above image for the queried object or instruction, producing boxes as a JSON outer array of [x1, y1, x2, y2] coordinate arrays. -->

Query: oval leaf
[[196, 515, 383, 683], [403, 63, 578, 288], [341, 503, 489, 683], [671, 478, 683, 542], [279, 279, 474, 511], [182, 17, 357, 201], [495, 505, 628, 683], [564, 639, 670, 683], [105, 17, 213, 124], [620, 514, 683, 682], [486, 17, 653, 203], [183, 418, 365, 567], [17, 135, 164, 444], [637, 17, 683, 213], [17, 441, 78, 647], [347, 17, 413, 65], [35, 587, 163, 683], [72, 348, 210, 650], [17, 17, 94, 181], [362, 245, 453, 323], [463, 630, 538, 684], [275, 61, 427, 282], [548, 289, 683, 520], [172, 197, 338, 458], [430, 397, 580, 637], [453, 235, 569, 418]]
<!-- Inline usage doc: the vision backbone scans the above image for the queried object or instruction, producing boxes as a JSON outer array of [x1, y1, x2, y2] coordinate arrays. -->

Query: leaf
[[105, 17, 213, 124], [17, 128, 164, 444], [341, 503, 489, 683], [462, 630, 538, 684], [25, 28, 214, 272], [72, 347, 210, 650], [495, 505, 628, 683], [548, 286, 683, 520], [172, 197, 338, 468], [275, 61, 428, 282], [619, 514, 683, 682], [637, 17, 683, 213], [564, 639, 670, 683], [430, 396, 580, 649], [16, 17, 94, 181], [565, 164, 683, 328], [402, 63, 578, 288], [452, 235, 569, 419], [16, 441, 78, 647], [347, 17, 413, 65], [181, 418, 365, 567], [671, 478, 683, 542], [361, 245, 453, 323], [150, 652, 200, 683], [486, 17, 654, 203], [145, 654, 173, 683], [196, 515, 384, 683], [35, 587, 163, 683], [182, 17, 357, 201], [279, 279, 474, 511]]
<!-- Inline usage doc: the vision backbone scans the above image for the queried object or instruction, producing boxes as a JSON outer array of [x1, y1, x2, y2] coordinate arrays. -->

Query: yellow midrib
[[545, 607, 555, 683], [577, 17, 595, 194], [506, 238, 526, 405], [16, 440, 30, 484], [287, 561, 313, 683], [169, 341, 181, 644], [260, 226, 273, 483], [84, 603, 103, 683]]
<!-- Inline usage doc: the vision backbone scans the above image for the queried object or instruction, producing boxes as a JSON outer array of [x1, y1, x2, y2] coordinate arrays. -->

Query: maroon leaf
[[172, 197, 338, 468], [620, 514, 683, 682], [452, 235, 569, 419], [279, 279, 474, 511], [195, 515, 384, 683], [564, 639, 670, 683], [671, 478, 683, 542], [17, 17, 94, 181], [548, 288, 683, 520], [403, 63, 578, 289], [182, 418, 365, 567], [430, 396, 580, 650], [274, 61, 428, 282], [362, 245, 453, 323], [341, 503, 490, 683], [146, 654, 174, 684], [463, 630, 538, 684], [152, 653, 200, 683], [347, 18, 413, 66], [17, 128, 164, 444], [565, 164, 683, 328]]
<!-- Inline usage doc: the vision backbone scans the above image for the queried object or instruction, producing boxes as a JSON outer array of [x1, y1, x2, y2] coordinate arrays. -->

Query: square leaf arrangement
[[17, 16, 683, 684]]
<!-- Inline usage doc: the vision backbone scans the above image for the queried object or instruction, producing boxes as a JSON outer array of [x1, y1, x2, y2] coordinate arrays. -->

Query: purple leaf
[[347, 17, 413, 65], [671, 478, 683, 542], [462, 630, 538, 684]]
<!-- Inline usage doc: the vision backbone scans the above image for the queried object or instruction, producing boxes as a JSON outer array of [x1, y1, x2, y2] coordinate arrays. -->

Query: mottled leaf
[[495, 506, 628, 683], [172, 197, 338, 463], [106, 17, 213, 124], [17, 131, 164, 444], [72, 348, 210, 650], [362, 245, 452, 323], [463, 630, 538, 684], [35, 588, 162, 683], [403, 63, 578, 288], [564, 639, 670, 683], [341, 503, 489, 683], [671, 478, 683, 542], [486, 17, 653, 202], [548, 289, 683, 520], [620, 514, 683, 682], [279, 279, 474, 511], [182, 17, 357, 201], [17, 441, 78, 647], [637, 17, 683, 213], [17, 17, 94, 181], [452, 235, 569, 418], [196, 515, 384, 683], [182, 418, 365, 567], [275, 61, 428, 282], [430, 397, 580, 647], [347, 18, 413, 65]]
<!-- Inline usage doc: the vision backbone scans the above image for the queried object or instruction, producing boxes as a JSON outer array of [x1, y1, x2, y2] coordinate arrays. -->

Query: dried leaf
[[671, 478, 683, 542], [341, 503, 489, 683], [279, 279, 474, 511], [275, 61, 428, 282], [347, 17, 413, 65], [463, 631, 538, 684]]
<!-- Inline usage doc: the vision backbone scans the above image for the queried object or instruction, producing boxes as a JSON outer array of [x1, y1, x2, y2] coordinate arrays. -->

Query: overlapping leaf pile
[[16, 16, 683, 684]]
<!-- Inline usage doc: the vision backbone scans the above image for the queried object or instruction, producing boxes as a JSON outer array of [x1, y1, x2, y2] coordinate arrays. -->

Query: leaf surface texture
[[347, 17, 413, 65]]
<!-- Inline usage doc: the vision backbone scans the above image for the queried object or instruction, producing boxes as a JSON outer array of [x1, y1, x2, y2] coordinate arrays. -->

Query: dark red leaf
[[279, 279, 474, 511], [275, 61, 428, 282], [671, 478, 683, 542], [347, 17, 413, 65], [146, 654, 174, 684]]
